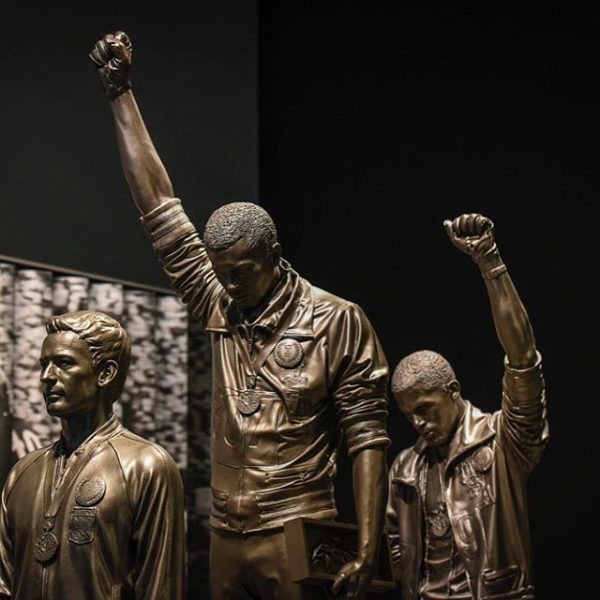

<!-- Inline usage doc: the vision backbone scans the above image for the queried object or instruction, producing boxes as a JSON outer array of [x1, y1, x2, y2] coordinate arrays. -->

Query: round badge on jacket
[[75, 477, 106, 507], [274, 339, 304, 368], [472, 446, 494, 473]]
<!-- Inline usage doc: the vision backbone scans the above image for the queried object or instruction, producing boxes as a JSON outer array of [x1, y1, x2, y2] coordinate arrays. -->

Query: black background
[[2, 2, 597, 598]]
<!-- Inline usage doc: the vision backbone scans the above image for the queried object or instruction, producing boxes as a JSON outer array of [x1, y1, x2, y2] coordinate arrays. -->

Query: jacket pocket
[[263, 461, 318, 485], [480, 565, 524, 597], [480, 586, 534, 600], [280, 374, 312, 418], [212, 487, 229, 519]]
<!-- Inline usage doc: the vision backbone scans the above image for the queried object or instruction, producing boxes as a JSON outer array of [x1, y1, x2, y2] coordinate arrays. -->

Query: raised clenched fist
[[90, 31, 133, 99], [443, 213, 496, 260]]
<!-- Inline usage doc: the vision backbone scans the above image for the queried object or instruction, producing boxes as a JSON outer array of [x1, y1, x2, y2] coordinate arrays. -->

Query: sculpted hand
[[331, 557, 373, 600], [89, 31, 133, 99], [443, 213, 496, 261]]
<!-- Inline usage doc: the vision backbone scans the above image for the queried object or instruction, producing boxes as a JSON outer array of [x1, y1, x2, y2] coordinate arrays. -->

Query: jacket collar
[[444, 399, 496, 473], [54, 413, 123, 457], [393, 400, 496, 486], [205, 260, 315, 339]]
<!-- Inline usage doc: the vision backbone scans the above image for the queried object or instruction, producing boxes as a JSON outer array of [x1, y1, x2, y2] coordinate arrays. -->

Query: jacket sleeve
[[498, 351, 548, 472], [328, 302, 390, 457], [129, 445, 186, 600], [140, 198, 223, 330]]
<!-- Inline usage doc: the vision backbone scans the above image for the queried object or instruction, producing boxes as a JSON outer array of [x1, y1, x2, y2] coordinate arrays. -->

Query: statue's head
[[204, 202, 282, 310], [41, 310, 131, 418], [391, 350, 463, 448]]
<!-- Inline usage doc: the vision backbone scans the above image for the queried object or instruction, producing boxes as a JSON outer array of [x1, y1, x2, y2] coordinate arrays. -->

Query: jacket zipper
[[41, 563, 49, 600]]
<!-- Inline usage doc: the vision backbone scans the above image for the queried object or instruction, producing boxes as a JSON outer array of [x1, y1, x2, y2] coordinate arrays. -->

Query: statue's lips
[[44, 392, 64, 404], [424, 431, 438, 442]]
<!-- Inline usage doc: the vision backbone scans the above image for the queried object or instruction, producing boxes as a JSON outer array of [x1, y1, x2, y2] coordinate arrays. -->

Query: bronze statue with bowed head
[[386, 214, 548, 600], [90, 32, 390, 600], [0, 311, 185, 600]]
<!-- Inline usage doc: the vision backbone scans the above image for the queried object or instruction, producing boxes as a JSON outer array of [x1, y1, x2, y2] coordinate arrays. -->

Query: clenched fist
[[443, 213, 496, 261], [90, 31, 133, 99]]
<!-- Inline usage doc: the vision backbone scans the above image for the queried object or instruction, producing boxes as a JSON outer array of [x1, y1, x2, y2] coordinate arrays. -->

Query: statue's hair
[[391, 350, 456, 396], [204, 202, 278, 252], [46, 310, 131, 399]]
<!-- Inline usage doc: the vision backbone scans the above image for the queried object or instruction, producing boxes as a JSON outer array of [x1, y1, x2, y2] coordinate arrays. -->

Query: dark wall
[[259, 3, 596, 599], [1, 2, 257, 287]]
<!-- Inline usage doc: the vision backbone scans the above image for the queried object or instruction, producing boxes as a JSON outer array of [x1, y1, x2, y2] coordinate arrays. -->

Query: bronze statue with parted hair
[[0, 310, 185, 600]]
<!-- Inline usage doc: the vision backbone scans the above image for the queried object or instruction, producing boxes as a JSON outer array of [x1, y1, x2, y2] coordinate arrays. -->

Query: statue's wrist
[[357, 547, 378, 568], [107, 81, 131, 101], [474, 245, 507, 279]]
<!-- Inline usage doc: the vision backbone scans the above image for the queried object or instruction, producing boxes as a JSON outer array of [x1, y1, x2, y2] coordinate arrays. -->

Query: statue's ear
[[445, 379, 461, 400], [270, 242, 282, 265], [98, 360, 118, 388]]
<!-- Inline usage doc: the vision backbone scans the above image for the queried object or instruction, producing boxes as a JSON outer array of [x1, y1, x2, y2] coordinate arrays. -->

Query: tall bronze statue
[[90, 32, 390, 600], [386, 214, 548, 600], [0, 311, 185, 600]]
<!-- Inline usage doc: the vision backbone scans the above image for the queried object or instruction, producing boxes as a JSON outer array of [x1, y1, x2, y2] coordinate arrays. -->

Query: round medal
[[274, 339, 304, 369], [429, 509, 450, 538], [237, 389, 261, 416], [75, 477, 106, 507], [33, 530, 59, 562], [472, 447, 494, 473]]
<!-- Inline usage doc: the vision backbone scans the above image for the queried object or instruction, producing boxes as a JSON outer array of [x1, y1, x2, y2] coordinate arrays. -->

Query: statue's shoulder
[[109, 428, 179, 478], [3, 445, 52, 497]]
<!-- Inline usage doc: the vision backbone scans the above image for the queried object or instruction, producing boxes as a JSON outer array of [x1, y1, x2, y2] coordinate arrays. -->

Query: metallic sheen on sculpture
[[386, 214, 547, 600], [0, 311, 185, 600], [91, 31, 390, 600]]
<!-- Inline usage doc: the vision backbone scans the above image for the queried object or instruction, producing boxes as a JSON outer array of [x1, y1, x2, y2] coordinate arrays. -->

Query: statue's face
[[396, 385, 461, 447], [39, 332, 99, 418], [208, 237, 281, 310]]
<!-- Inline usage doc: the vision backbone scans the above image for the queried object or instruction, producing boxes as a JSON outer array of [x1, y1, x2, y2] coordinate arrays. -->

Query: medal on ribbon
[[428, 506, 450, 538], [34, 518, 59, 562], [237, 389, 261, 416]]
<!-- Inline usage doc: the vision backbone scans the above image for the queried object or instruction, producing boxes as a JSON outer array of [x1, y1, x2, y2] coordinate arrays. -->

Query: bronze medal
[[34, 530, 59, 562], [429, 509, 450, 538], [472, 446, 494, 473], [237, 389, 261, 416], [274, 339, 304, 368], [75, 477, 106, 507]]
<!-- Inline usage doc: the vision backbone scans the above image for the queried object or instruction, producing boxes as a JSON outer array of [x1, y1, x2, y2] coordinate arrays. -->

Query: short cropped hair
[[46, 310, 131, 400], [391, 350, 456, 396], [204, 202, 278, 252]]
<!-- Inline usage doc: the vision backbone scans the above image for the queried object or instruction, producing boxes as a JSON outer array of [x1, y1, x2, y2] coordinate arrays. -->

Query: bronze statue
[[386, 214, 548, 600], [90, 32, 390, 600], [0, 311, 185, 599]]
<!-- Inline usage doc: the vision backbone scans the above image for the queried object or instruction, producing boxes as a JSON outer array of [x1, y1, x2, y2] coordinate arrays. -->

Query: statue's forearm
[[478, 249, 537, 369], [110, 91, 174, 215], [353, 447, 387, 565]]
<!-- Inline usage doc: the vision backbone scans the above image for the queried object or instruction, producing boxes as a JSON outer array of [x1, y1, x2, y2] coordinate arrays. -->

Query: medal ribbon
[[36, 416, 118, 561], [230, 274, 301, 390]]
